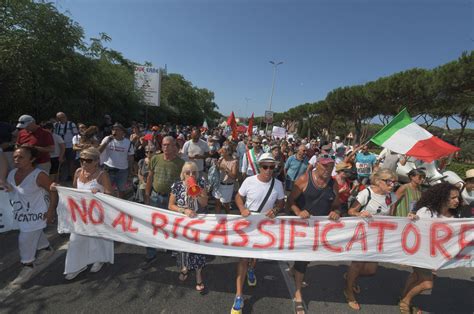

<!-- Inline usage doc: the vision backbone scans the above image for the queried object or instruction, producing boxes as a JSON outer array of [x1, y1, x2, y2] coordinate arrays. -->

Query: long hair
[[415, 182, 461, 216]]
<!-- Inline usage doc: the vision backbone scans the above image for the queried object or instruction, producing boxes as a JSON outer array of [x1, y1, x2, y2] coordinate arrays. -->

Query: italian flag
[[371, 109, 460, 162]]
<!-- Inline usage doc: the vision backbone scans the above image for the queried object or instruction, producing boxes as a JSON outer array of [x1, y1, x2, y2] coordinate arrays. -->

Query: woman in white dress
[[63, 147, 114, 280]]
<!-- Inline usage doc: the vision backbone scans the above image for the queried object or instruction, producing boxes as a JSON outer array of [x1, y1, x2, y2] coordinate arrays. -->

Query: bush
[[446, 161, 473, 178]]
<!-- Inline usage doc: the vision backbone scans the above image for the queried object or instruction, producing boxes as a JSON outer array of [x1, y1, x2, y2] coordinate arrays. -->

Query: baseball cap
[[318, 153, 336, 165], [335, 136, 340, 140], [258, 152, 276, 164], [16, 115, 35, 129]]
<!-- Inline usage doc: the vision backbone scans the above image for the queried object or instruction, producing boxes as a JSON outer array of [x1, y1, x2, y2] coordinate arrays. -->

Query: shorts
[[19, 229, 50, 264], [64, 148, 75, 161], [108, 168, 129, 192], [50, 157, 60, 175], [285, 178, 295, 191], [213, 183, 234, 203], [293, 261, 310, 274]]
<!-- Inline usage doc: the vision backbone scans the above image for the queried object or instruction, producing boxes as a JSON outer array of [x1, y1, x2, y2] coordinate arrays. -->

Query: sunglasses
[[184, 170, 197, 176], [382, 179, 395, 186], [253, 142, 261, 145], [261, 165, 275, 170], [80, 158, 94, 163], [145, 151, 154, 153], [319, 154, 336, 160]]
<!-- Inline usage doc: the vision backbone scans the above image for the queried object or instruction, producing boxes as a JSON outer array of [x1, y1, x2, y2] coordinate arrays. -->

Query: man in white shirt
[[99, 123, 134, 199], [54, 112, 78, 180], [182, 128, 209, 177], [241, 136, 264, 177], [231, 153, 285, 314]]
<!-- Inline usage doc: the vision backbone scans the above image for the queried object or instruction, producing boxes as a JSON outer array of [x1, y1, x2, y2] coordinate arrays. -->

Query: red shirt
[[17, 127, 54, 164], [334, 174, 351, 203]]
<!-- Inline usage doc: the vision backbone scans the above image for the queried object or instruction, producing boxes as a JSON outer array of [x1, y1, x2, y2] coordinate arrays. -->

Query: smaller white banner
[[0, 190, 18, 233], [135, 66, 161, 107], [272, 126, 287, 139]]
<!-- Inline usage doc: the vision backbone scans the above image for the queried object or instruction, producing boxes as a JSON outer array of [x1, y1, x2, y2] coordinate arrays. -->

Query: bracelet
[[272, 208, 280, 215], [178, 208, 185, 214]]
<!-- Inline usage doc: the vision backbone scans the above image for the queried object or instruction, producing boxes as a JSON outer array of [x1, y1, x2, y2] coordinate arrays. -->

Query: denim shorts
[[108, 168, 129, 192]]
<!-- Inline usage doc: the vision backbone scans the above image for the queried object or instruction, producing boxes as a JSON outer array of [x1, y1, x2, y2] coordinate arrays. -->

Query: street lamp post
[[266, 60, 283, 133]]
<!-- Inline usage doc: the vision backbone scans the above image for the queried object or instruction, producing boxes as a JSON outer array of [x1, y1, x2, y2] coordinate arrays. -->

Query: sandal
[[344, 272, 361, 294], [196, 282, 208, 295], [293, 299, 306, 314], [343, 289, 361, 311], [399, 300, 422, 314], [178, 270, 188, 282]]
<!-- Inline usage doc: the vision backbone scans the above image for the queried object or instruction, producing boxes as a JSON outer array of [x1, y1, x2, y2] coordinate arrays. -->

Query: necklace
[[80, 168, 99, 182]]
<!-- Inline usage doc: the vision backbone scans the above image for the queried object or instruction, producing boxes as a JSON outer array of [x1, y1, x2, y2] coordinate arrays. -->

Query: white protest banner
[[0, 190, 18, 233], [56, 187, 474, 270], [134, 66, 160, 106], [272, 126, 286, 139]]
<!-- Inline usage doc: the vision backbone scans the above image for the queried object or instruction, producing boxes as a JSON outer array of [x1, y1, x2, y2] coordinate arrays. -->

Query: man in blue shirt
[[355, 144, 377, 185], [284, 145, 309, 191]]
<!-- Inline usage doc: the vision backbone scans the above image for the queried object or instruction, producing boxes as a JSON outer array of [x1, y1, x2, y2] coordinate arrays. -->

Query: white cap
[[335, 136, 340, 140], [16, 115, 35, 129], [258, 152, 276, 164]]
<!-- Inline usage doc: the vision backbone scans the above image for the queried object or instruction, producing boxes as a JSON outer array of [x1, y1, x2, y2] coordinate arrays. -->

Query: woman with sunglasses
[[344, 169, 398, 311], [136, 145, 156, 203], [168, 162, 208, 294], [399, 182, 460, 314], [394, 169, 426, 217], [63, 148, 114, 280]]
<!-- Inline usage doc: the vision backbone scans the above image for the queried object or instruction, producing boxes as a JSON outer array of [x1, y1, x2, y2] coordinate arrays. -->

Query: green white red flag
[[370, 109, 460, 162]]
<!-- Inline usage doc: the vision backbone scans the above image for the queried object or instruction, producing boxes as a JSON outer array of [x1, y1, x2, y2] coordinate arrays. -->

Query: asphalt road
[[1, 230, 473, 314]]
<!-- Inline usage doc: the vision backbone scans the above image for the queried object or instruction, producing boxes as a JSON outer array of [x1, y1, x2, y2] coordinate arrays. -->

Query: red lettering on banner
[[321, 222, 344, 253], [67, 197, 88, 223], [172, 217, 185, 238], [182, 219, 205, 243], [151, 212, 169, 238], [88, 199, 104, 224], [111, 212, 138, 233], [430, 222, 453, 259], [313, 221, 319, 251], [456, 224, 474, 260], [253, 220, 276, 249], [278, 219, 286, 250], [346, 222, 367, 252], [231, 220, 250, 247], [368, 221, 398, 252], [401, 223, 421, 255], [204, 218, 229, 245], [289, 220, 308, 250]]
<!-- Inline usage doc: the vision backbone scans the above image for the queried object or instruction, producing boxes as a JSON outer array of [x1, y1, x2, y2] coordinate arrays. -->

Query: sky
[[56, 0, 473, 119]]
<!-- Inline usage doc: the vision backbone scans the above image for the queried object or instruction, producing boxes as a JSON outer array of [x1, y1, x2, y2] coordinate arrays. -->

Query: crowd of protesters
[[0, 112, 473, 314]]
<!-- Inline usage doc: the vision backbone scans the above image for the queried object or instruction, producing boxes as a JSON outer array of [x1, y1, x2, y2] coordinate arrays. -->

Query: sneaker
[[140, 256, 157, 270], [65, 266, 87, 280], [230, 295, 244, 314], [35, 246, 54, 265], [247, 268, 257, 286], [90, 262, 104, 273], [11, 265, 35, 285]]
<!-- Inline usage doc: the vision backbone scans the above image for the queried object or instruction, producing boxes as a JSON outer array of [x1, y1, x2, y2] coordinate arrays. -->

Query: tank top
[[296, 172, 335, 216], [7, 168, 49, 232], [76, 170, 105, 192]]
